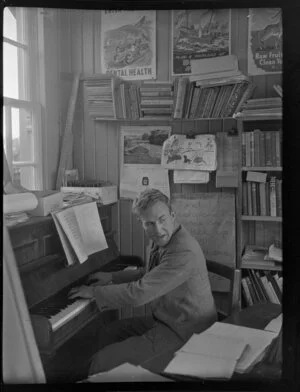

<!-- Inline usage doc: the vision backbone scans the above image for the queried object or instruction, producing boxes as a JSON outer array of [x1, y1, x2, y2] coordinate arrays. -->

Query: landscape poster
[[101, 10, 156, 80], [172, 9, 231, 76], [248, 8, 282, 75], [120, 126, 171, 199]]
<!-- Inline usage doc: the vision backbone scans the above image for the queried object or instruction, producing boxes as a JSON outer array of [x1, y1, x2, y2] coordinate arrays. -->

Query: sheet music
[[73, 202, 108, 255], [51, 213, 79, 266], [55, 208, 88, 264]]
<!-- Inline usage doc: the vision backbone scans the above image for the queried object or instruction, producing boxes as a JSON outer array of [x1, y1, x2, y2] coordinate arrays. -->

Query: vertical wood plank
[[82, 10, 95, 74], [156, 10, 170, 81], [94, 10, 102, 73], [70, 10, 83, 73], [119, 199, 132, 255], [107, 123, 119, 185], [95, 121, 108, 181]]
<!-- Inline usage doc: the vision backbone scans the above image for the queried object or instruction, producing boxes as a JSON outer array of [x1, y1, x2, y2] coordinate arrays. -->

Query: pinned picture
[[248, 8, 282, 75], [101, 10, 156, 80]]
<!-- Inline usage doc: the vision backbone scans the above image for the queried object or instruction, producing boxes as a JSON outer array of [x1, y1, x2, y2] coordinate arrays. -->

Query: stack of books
[[173, 74, 254, 119], [241, 267, 282, 306], [242, 129, 282, 168], [114, 81, 140, 120], [241, 244, 283, 269], [236, 97, 282, 118], [84, 74, 120, 119], [242, 176, 282, 217], [138, 81, 174, 120]]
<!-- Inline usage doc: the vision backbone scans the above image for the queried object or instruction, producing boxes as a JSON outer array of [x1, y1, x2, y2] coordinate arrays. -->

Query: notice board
[[172, 192, 236, 268]]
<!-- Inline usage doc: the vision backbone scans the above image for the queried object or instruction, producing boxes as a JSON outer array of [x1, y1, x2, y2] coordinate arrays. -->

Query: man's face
[[139, 201, 176, 247]]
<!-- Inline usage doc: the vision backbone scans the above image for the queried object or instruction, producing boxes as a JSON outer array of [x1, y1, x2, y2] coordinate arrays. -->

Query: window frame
[[3, 7, 44, 190]]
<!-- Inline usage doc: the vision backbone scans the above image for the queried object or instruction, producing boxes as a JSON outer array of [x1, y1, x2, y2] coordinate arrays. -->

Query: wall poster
[[172, 9, 231, 76], [248, 8, 282, 75], [101, 10, 156, 80], [120, 126, 171, 199]]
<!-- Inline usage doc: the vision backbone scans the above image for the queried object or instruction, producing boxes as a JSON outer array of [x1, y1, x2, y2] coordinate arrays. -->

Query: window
[[3, 7, 43, 190]]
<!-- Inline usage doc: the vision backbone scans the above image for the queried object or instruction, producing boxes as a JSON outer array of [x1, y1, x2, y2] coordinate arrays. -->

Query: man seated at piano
[[69, 188, 217, 378]]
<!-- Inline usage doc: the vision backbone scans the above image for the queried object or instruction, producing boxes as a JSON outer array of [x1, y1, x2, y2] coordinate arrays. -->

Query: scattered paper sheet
[[161, 134, 217, 171], [206, 322, 277, 373], [180, 332, 247, 360], [86, 363, 173, 382], [264, 313, 282, 334], [164, 352, 236, 379], [173, 170, 209, 183]]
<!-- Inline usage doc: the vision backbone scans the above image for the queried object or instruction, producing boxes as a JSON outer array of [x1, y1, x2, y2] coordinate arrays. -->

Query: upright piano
[[8, 204, 141, 362]]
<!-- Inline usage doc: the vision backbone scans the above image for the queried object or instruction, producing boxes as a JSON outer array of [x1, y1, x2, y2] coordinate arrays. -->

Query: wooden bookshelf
[[241, 216, 282, 222], [237, 115, 282, 309], [241, 263, 282, 272], [242, 167, 282, 171]]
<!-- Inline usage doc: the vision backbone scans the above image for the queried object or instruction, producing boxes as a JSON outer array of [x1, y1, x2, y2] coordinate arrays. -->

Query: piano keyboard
[[49, 299, 93, 331], [31, 287, 96, 332]]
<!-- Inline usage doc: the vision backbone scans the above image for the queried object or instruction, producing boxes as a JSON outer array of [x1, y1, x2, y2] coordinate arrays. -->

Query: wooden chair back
[[206, 259, 241, 318]]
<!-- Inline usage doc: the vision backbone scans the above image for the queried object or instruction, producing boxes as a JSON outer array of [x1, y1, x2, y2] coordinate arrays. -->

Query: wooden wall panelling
[[73, 85, 85, 179], [93, 11, 102, 73], [70, 10, 83, 72], [235, 8, 249, 76], [119, 199, 133, 256], [156, 10, 170, 81], [170, 121, 182, 194], [82, 10, 95, 74], [43, 10, 61, 188], [95, 121, 108, 181]]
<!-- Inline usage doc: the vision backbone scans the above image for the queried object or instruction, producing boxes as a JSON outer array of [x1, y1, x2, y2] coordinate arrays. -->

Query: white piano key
[[49, 299, 93, 331]]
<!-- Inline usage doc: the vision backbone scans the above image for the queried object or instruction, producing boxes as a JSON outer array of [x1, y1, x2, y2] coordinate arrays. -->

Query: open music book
[[164, 321, 277, 379], [52, 201, 108, 265]]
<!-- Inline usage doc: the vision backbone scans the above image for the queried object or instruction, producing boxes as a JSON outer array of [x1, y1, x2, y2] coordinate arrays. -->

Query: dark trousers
[[87, 314, 187, 376]]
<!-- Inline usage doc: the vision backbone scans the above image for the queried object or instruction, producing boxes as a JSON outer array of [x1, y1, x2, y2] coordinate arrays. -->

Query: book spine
[[207, 86, 221, 118], [253, 129, 261, 167], [242, 133, 246, 167], [247, 181, 253, 216], [255, 270, 270, 302], [245, 132, 251, 167], [249, 269, 265, 302], [224, 82, 245, 117], [276, 178, 282, 217], [189, 87, 201, 119], [173, 77, 186, 119], [259, 182, 267, 216], [184, 82, 195, 119], [265, 181, 270, 216], [260, 275, 273, 302], [245, 275, 257, 304], [269, 176, 277, 216], [270, 131, 277, 166], [251, 182, 257, 215], [197, 88, 211, 118], [265, 131, 272, 166], [259, 132, 266, 167], [241, 277, 253, 306], [265, 271, 282, 304], [234, 83, 255, 115], [275, 131, 281, 166], [250, 131, 254, 167], [218, 84, 235, 117], [202, 88, 215, 118], [242, 182, 248, 214]]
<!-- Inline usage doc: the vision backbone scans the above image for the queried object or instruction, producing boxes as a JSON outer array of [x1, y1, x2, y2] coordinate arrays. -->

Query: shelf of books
[[236, 109, 282, 308], [81, 73, 255, 121]]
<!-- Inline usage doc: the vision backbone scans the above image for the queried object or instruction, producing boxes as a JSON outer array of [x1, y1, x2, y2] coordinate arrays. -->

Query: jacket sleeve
[[93, 246, 198, 310], [111, 267, 146, 284]]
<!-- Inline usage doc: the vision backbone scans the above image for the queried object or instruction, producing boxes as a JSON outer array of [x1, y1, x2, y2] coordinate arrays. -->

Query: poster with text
[[248, 8, 282, 75], [172, 9, 231, 76], [101, 10, 156, 80]]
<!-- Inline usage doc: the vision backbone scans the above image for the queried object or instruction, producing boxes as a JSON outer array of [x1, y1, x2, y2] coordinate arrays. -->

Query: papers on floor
[[85, 363, 173, 382], [164, 321, 277, 379]]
